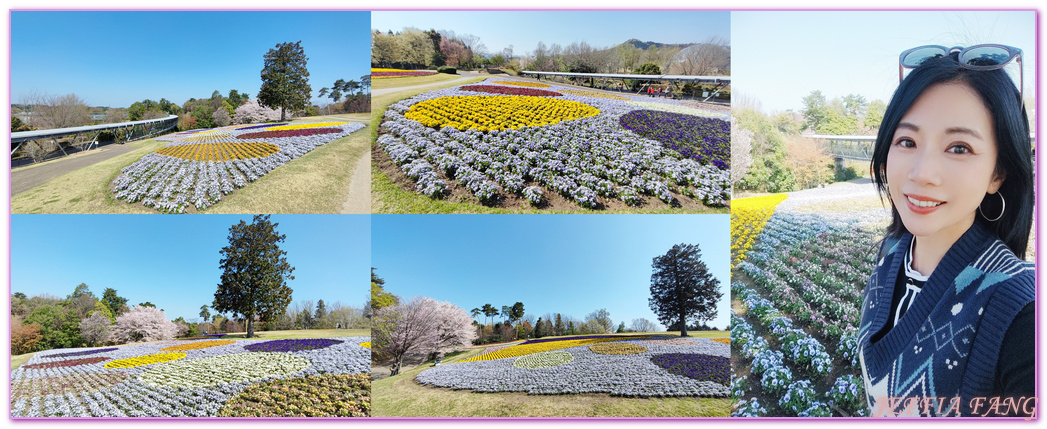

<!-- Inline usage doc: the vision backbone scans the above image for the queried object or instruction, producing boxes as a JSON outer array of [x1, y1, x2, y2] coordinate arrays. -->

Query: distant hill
[[620, 38, 692, 50]]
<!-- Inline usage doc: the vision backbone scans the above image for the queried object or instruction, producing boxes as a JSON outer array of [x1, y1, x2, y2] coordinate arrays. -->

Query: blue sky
[[10, 11, 371, 108], [10, 215, 370, 322], [732, 11, 1036, 114], [372, 11, 730, 57], [372, 215, 731, 331]]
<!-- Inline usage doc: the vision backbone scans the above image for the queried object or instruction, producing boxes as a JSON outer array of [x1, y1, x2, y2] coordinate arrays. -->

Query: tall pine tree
[[258, 41, 311, 121], [648, 243, 721, 337], [214, 215, 295, 338]]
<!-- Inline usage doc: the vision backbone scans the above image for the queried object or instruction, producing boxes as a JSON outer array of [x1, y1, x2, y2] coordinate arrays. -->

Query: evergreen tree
[[213, 215, 295, 338], [258, 41, 311, 121], [102, 288, 128, 317], [648, 243, 722, 337], [534, 317, 543, 338]]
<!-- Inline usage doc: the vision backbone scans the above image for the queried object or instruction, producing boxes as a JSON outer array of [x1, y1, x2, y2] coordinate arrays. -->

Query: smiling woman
[[860, 46, 1034, 418]]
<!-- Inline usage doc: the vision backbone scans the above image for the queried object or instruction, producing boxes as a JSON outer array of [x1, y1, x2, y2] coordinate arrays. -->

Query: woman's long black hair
[[871, 52, 1033, 258]]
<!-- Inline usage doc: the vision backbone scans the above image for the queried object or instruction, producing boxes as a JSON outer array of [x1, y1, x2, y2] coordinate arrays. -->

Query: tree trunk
[[279, 106, 286, 121], [679, 314, 687, 337], [247, 317, 254, 338]]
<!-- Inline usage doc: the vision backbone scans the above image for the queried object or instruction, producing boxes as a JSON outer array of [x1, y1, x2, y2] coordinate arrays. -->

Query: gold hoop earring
[[978, 192, 1005, 222]]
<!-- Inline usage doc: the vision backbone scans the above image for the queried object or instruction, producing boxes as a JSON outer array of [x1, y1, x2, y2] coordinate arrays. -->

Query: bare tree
[[38, 93, 91, 130], [630, 318, 660, 333], [673, 37, 731, 76], [731, 120, 755, 187]]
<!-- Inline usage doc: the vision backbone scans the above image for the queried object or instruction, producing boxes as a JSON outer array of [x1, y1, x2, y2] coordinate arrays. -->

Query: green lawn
[[11, 115, 369, 214], [372, 338, 730, 417], [372, 72, 465, 89], [10, 328, 368, 370]]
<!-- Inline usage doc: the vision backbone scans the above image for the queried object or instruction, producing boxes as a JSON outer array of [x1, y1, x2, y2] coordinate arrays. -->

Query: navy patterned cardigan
[[857, 222, 1034, 417]]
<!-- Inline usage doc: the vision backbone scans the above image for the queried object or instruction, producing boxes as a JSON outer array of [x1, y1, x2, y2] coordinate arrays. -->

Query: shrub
[[437, 66, 457, 74], [11, 322, 43, 354]]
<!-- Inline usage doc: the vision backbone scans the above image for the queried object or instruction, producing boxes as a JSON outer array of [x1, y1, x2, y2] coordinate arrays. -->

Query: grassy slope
[[372, 332, 730, 417], [369, 75, 729, 214], [12, 115, 369, 214], [372, 73, 464, 90], [10, 328, 369, 370]]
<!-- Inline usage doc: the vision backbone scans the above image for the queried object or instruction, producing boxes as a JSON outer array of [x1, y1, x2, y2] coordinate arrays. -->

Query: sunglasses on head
[[899, 44, 1024, 102]]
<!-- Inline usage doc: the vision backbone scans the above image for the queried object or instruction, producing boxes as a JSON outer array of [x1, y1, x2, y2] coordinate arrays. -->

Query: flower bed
[[10, 336, 371, 417], [243, 339, 344, 353], [236, 127, 343, 140], [24, 357, 110, 370], [112, 121, 365, 213], [416, 336, 729, 397], [730, 193, 788, 268], [460, 84, 563, 97], [104, 353, 186, 369], [651, 353, 730, 385], [12, 372, 129, 398], [359, 341, 371, 348], [41, 347, 119, 359], [589, 342, 647, 355], [462, 336, 642, 362], [559, 89, 631, 100], [405, 95, 599, 131], [160, 340, 237, 352], [512, 350, 574, 369], [619, 110, 730, 169], [491, 80, 551, 88], [731, 203, 880, 417], [219, 373, 370, 417], [155, 141, 280, 162], [377, 79, 731, 210], [137, 352, 311, 389]]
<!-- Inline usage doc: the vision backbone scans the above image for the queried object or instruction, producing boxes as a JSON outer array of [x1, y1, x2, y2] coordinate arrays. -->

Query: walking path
[[341, 150, 371, 214], [11, 143, 139, 196]]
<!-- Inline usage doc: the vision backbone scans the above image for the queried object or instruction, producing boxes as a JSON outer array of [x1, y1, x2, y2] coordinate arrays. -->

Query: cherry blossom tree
[[79, 312, 111, 346], [110, 306, 178, 344], [373, 296, 476, 375], [232, 99, 288, 124]]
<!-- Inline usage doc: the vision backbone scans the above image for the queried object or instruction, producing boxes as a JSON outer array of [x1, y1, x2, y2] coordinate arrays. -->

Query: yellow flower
[[161, 340, 236, 352], [405, 95, 599, 132], [105, 352, 187, 369], [731, 194, 788, 269]]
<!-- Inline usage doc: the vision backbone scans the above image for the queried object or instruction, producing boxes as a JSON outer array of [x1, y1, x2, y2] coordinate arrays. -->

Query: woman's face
[[887, 81, 1004, 246]]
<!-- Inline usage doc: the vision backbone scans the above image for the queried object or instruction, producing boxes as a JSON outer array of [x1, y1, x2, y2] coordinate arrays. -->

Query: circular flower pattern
[[512, 350, 574, 369], [12, 372, 129, 398], [161, 340, 237, 352], [650, 353, 729, 385], [156, 142, 280, 162], [460, 84, 562, 97], [492, 80, 551, 88], [105, 352, 187, 369], [137, 352, 311, 389], [589, 342, 648, 355], [405, 95, 600, 132], [619, 110, 729, 169], [23, 356, 110, 370], [244, 338, 344, 353], [559, 89, 630, 100], [219, 373, 370, 417]]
